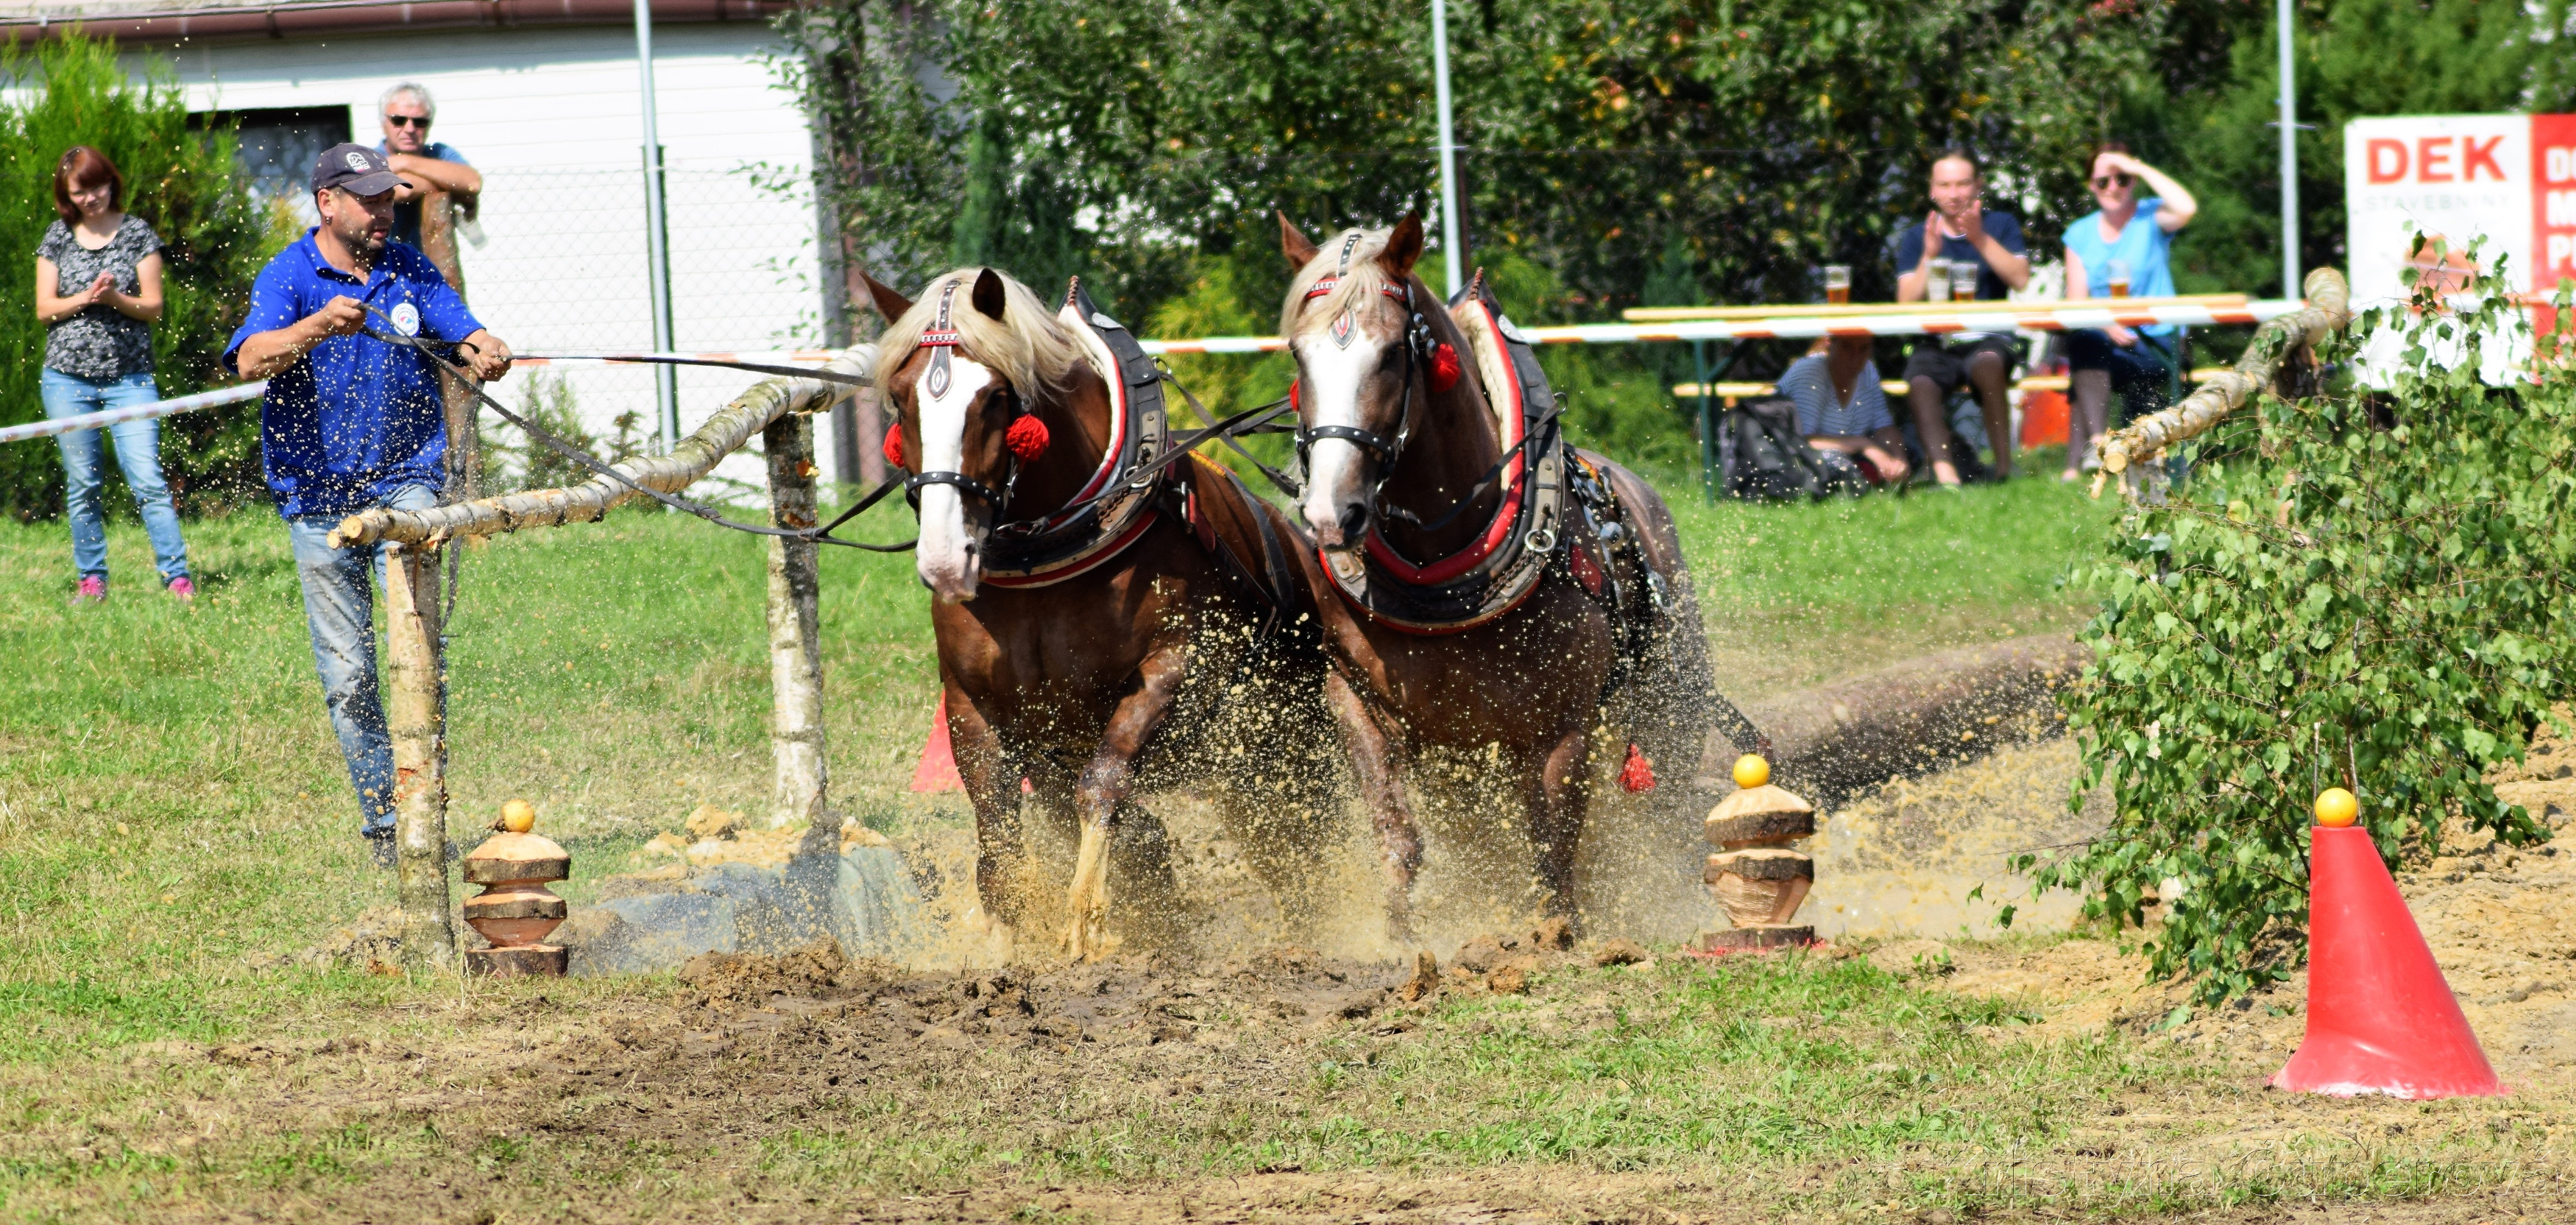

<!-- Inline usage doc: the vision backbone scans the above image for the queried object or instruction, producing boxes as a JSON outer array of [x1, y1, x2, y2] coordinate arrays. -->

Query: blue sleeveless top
[[2064, 197, 2177, 336]]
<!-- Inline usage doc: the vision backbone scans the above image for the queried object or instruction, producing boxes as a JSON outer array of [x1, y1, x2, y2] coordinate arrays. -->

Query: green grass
[[3, 470, 2564, 1221], [0, 470, 2106, 1062]]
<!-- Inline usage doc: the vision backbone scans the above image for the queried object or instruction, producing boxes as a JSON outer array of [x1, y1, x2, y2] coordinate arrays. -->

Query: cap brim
[[331, 169, 403, 197]]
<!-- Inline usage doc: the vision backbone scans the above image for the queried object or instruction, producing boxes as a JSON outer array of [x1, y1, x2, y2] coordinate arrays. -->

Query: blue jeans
[[285, 483, 439, 838], [43, 369, 189, 585]]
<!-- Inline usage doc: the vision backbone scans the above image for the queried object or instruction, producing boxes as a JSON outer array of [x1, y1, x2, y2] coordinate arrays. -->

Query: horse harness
[[898, 278, 1307, 639], [1316, 268, 1603, 635]]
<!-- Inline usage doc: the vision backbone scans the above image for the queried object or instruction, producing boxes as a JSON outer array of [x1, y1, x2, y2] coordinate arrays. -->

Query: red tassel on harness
[[882, 422, 905, 469], [1288, 380, 1300, 412], [1005, 413, 1051, 461], [1429, 342, 1462, 394], [1617, 744, 1656, 793]]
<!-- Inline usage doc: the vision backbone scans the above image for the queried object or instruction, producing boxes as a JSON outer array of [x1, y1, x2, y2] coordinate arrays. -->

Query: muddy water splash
[[878, 729, 2106, 969]]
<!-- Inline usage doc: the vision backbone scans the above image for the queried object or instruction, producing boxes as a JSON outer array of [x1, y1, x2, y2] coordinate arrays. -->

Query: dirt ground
[[19, 734, 2576, 1222]]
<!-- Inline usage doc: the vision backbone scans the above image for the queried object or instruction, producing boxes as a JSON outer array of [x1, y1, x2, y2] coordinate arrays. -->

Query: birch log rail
[[328, 344, 877, 548], [344, 347, 874, 966], [2092, 267, 2352, 490]]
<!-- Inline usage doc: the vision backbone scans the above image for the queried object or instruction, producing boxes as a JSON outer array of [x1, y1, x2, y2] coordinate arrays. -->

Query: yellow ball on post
[[2314, 787, 2360, 828], [500, 798, 537, 833], [1733, 754, 1771, 789]]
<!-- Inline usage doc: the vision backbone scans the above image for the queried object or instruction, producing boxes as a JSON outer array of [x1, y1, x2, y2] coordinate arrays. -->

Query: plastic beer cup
[[1824, 264, 1851, 304], [2106, 257, 2131, 299], [1950, 261, 1979, 301], [1925, 258, 1952, 302]]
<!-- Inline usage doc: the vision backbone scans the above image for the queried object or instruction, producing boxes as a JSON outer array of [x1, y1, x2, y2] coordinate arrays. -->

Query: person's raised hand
[[1920, 211, 1949, 263], [311, 295, 368, 339], [458, 331, 513, 381], [2101, 150, 2146, 178], [1956, 196, 1985, 243]]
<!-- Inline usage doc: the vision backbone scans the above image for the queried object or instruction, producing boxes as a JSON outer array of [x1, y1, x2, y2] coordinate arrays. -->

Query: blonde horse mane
[[1278, 227, 1404, 339], [873, 268, 1089, 397]]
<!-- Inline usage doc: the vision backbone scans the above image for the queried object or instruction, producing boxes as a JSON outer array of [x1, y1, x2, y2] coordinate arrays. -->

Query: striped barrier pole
[[1134, 299, 2309, 355], [0, 381, 267, 446]]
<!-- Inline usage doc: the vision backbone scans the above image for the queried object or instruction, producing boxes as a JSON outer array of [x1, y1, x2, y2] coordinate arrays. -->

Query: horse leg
[[1327, 671, 1423, 946], [1528, 726, 1595, 931], [1064, 646, 1188, 961], [946, 690, 1027, 945]]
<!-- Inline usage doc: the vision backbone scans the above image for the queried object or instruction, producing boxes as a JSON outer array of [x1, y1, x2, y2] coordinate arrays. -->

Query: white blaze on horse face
[[913, 356, 994, 604], [1295, 331, 1385, 547]]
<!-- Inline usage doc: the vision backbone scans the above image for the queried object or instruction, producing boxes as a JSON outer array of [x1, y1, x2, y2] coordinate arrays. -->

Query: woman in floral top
[[38, 145, 191, 602]]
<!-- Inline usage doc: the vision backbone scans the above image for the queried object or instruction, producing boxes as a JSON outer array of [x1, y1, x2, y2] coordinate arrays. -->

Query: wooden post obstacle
[[333, 347, 876, 967]]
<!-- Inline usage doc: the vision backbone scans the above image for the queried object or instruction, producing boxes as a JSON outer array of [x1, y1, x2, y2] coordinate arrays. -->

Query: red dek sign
[[2345, 114, 2576, 307]]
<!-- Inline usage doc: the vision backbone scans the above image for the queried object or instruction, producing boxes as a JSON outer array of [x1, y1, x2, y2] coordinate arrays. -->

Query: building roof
[[0, 0, 793, 44]]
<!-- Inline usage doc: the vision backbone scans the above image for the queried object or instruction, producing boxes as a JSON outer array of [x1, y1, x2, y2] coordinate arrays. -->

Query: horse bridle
[[1292, 236, 1440, 501], [900, 280, 1027, 526]]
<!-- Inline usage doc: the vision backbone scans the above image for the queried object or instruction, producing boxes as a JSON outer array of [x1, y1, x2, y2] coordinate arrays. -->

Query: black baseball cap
[[311, 143, 402, 196]]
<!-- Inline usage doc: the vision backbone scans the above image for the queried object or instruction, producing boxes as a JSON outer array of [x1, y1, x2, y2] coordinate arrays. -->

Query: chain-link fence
[[414, 158, 842, 496]]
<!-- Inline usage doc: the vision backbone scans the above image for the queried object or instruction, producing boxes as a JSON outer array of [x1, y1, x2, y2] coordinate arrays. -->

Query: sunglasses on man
[[385, 114, 431, 128], [2092, 172, 2133, 189]]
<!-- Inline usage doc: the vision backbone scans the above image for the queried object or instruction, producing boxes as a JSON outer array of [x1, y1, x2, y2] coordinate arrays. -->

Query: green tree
[[0, 36, 272, 519], [2170, 0, 2574, 300], [2034, 259, 2576, 1005], [783, 0, 2201, 325]]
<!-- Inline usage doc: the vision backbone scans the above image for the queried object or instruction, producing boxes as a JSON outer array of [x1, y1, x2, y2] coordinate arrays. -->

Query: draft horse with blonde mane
[[866, 266, 1339, 958], [1275, 215, 1763, 939]]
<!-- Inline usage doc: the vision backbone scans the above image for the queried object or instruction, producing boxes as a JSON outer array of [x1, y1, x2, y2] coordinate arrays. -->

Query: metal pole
[[636, 0, 679, 451], [2277, 0, 2300, 300], [1694, 339, 1716, 504], [1429, 0, 1464, 297]]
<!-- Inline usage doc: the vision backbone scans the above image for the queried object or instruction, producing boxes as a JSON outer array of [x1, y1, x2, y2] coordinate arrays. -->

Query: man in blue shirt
[[375, 82, 480, 253], [226, 143, 513, 867], [1891, 149, 2031, 486]]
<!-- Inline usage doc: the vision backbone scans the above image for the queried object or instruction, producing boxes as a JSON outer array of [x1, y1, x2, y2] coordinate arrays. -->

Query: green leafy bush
[[2033, 257, 2576, 1004], [0, 37, 272, 520]]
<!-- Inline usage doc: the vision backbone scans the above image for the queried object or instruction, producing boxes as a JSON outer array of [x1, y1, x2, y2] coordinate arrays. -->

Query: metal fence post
[[1694, 339, 1717, 504]]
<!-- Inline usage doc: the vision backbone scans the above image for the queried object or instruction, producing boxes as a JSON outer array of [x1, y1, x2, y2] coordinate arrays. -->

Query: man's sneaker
[[166, 576, 196, 602], [367, 833, 397, 870], [71, 575, 106, 604]]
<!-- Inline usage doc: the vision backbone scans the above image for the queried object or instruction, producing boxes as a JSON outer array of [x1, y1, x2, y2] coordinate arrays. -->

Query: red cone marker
[[910, 693, 963, 793], [2271, 788, 2504, 1098]]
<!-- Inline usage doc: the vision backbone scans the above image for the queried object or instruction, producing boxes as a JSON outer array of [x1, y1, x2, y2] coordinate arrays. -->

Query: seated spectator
[[1779, 335, 1909, 485], [1894, 149, 2031, 485], [2062, 143, 2197, 479]]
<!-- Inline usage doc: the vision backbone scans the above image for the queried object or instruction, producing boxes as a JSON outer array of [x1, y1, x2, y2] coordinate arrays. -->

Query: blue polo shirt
[[224, 230, 483, 518]]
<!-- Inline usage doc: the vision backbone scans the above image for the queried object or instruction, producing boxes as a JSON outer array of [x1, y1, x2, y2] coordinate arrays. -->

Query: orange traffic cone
[[909, 693, 963, 793], [2271, 788, 2505, 1098]]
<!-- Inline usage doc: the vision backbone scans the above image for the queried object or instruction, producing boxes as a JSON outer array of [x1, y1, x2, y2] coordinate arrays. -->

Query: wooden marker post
[[765, 414, 830, 833], [385, 540, 456, 967]]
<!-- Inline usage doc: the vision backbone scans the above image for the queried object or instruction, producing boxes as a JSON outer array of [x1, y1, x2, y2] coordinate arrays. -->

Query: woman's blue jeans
[[43, 368, 190, 585]]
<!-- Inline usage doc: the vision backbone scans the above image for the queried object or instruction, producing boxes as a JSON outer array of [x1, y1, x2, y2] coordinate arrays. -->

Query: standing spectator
[[2062, 144, 2198, 479], [36, 146, 191, 604], [1778, 335, 1910, 485], [374, 82, 479, 262], [224, 144, 513, 866], [1892, 149, 2031, 486]]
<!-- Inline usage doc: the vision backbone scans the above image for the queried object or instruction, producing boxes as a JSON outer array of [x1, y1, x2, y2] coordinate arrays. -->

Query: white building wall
[[141, 22, 836, 490]]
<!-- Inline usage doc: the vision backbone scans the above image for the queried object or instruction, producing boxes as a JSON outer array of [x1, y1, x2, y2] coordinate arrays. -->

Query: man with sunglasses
[[375, 82, 480, 254], [1892, 149, 2031, 486], [2061, 144, 2198, 481]]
